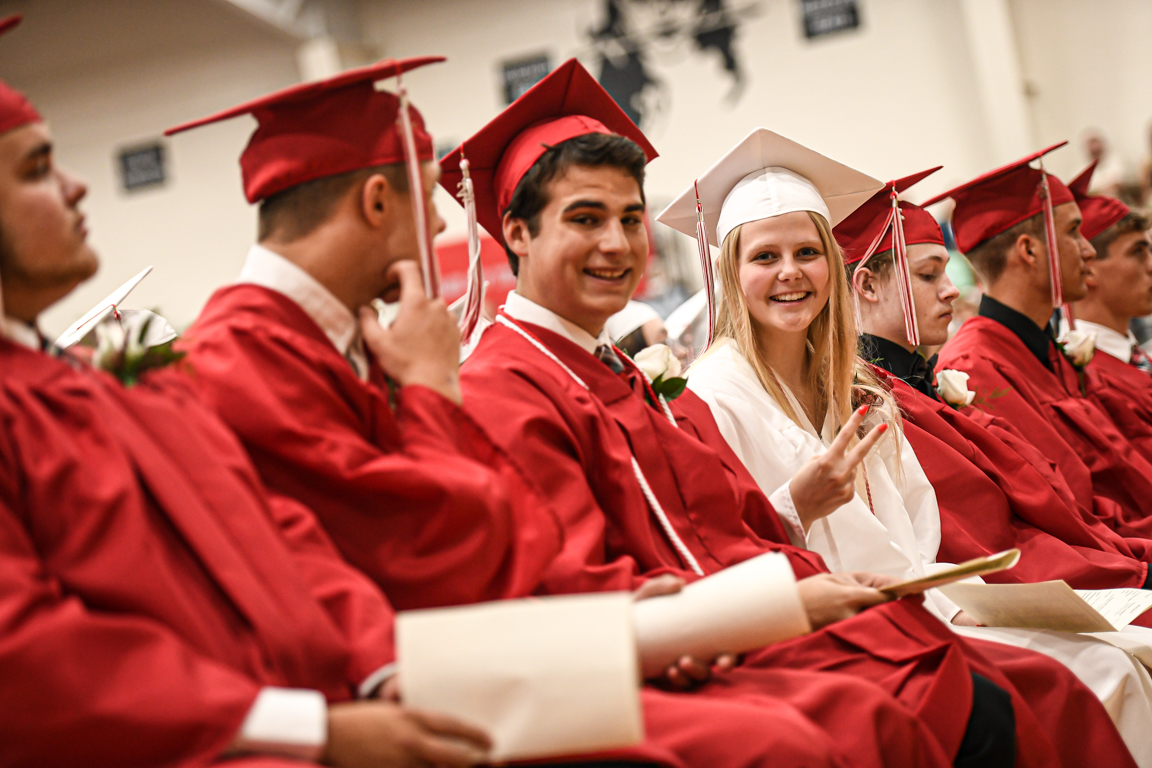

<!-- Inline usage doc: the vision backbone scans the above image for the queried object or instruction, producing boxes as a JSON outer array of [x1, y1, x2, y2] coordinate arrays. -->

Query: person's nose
[[599, 218, 630, 257], [59, 166, 88, 206], [939, 272, 960, 304], [429, 199, 447, 238], [777, 253, 803, 281]]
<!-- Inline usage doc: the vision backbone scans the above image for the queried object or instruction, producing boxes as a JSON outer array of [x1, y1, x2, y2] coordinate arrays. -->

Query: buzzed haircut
[[502, 132, 647, 275], [963, 213, 1042, 285], [844, 248, 894, 284], [1090, 210, 1152, 261], [258, 162, 409, 243]]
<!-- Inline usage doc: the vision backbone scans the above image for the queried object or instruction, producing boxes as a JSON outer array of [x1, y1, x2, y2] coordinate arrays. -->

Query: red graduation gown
[[874, 366, 1150, 592], [1086, 349, 1152, 462], [463, 316, 1133, 768], [181, 285, 564, 610], [938, 316, 1152, 538], [0, 339, 395, 768]]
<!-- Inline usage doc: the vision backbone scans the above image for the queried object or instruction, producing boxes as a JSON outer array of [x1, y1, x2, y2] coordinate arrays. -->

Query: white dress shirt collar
[[1059, 317, 1135, 362], [238, 244, 368, 380], [502, 291, 613, 355], [3, 317, 41, 351]]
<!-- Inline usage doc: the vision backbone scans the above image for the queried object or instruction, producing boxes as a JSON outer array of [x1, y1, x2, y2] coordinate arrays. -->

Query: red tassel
[[854, 188, 919, 346], [396, 77, 441, 298], [1038, 165, 1071, 327], [694, 180, 716, 349], [456, 155, 484, 341]]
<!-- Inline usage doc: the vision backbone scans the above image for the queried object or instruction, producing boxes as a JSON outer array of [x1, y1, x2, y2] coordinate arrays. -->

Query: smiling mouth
[[770, 291, 810, 303], [585, 267, 630, 281]]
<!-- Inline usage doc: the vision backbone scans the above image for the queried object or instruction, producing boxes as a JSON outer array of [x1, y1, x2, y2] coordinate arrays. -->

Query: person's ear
[[361, 173, 393, 228], [1012, 232, 1039, 270], [503, 212, 531, 261], [852, 266, 882, 305]]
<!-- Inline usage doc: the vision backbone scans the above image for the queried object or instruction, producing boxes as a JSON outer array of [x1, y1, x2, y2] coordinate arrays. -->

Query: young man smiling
[[447, 60, 1141, 768], [933, 145, 1152, 542]]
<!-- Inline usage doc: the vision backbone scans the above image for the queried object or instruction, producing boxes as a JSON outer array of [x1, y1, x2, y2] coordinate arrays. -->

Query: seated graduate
[[1060, 162, 1152, 444], [448, 61, 1133, 768], [667, 130, 1152, 764], [930, 144, 1152, 539], [841, 168, 1152, 589], [0, 19, 491, 768], [170, 59, 565, 612]]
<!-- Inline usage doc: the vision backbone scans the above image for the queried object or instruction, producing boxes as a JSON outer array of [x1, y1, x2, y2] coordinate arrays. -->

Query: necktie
[[595, 344, 626, 374], [1131, 345, 1152, 374], [905, 353, 939, 400]]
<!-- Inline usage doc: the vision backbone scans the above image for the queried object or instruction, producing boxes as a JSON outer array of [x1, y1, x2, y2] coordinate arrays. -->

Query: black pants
[[954, 672, 1017, 768]]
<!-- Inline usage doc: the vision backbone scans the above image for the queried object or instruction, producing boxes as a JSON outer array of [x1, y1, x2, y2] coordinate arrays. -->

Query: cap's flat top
[[657, 128, 882, 246], [922, 141, 1067, 207], [165, 55, 445, 135]]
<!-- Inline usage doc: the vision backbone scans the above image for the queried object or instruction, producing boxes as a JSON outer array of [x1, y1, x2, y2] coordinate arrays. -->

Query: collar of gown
[[978, 294, 1055, 371], [237, 244, 367, 379], [1059, 317, 1135, 362], [3, 316, 41, 350], [502, 291, 613, 355], [861, 333, 939, 400]]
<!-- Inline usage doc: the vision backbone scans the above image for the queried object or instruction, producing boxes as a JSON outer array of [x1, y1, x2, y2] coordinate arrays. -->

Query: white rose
[[1058, 329, 1097, 368], [634, 343, 682, 381], [936, 369, 975, 407]]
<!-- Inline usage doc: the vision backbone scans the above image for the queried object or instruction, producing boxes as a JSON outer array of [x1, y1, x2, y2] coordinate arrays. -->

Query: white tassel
[[396, 78, 441, 298], [456, 156, 485, 342], [1038, 164, 1073, 328], [694, 180, 716, 349]]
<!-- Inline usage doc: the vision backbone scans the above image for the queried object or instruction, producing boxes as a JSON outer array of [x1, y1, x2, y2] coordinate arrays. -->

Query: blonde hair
[[712, 211, 900, 438]]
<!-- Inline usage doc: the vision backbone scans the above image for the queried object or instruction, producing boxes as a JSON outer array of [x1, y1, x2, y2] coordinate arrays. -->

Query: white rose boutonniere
[[1056, 328, 1097, 395], [935, 369, 976, 409], [94, 310, 184, 387], [633, 343, 687, 401]]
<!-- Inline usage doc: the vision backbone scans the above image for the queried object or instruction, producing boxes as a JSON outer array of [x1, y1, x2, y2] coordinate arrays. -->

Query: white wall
[[1011, 0, 1152, 180], [0, 0, 302, 336], [362, 0, 996, 239]]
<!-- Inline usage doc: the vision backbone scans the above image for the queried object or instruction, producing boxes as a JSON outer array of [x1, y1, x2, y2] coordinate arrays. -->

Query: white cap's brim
[[656, 129, 883, 247]]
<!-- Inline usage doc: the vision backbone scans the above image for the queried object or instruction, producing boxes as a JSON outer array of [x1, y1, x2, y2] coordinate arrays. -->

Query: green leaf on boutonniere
[[651, 373, 688, 401]]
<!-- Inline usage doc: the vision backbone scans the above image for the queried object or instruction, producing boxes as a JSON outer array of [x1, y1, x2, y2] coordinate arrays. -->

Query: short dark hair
[[257, 163, 409, 242], [501, 133, 647, 275], [1090, 210, 1152, 261], [963, 213, 1042, 285], [844, 248, 894, 285]]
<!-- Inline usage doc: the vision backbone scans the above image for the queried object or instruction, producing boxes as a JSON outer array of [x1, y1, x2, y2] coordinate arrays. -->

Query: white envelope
[[397, 593, 642, 763], [632, 552, 809, 678]]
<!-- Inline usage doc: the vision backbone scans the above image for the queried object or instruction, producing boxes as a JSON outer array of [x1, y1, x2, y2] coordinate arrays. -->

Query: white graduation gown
[[688, 340, 1152, 766]]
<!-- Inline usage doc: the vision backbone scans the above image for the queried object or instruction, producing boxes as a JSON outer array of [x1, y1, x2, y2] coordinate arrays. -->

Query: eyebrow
[[24, 141, 51, 161], [562, 200, 646, 214], [921, 254, 946, 265]]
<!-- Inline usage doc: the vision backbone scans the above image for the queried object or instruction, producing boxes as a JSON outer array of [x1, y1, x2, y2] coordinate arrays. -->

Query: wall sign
[[118, 142, 166, 192], [501, 54, 551, 105], [800, 0, 859, 39]]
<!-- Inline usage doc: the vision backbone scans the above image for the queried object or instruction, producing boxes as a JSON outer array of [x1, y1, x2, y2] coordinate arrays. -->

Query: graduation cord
[[495, 314, 706, 576], [1037, 162, 1075, 328], [456, 154, 485, 342]]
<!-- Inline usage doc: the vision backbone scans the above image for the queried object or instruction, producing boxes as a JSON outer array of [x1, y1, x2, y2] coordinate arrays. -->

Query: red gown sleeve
[[0, 459, 258, 768], [462, 365, 697, 594], [264, 491, 396, 685], [184, 324, 563, 609]]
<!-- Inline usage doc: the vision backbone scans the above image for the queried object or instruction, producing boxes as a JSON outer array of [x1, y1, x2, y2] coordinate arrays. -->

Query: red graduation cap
[[1068, 160, 1130, 241], [165, 56, 444, 203], [924, 142, 1075, 316], [833, 167, 943, 346], [438, 58, 657, 340], [0, 16, 41, 137]]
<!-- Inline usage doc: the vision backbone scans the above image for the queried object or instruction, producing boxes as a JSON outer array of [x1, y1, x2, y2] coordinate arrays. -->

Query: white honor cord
[[630, 456, 704, 576], [496, 314, 704, 576]]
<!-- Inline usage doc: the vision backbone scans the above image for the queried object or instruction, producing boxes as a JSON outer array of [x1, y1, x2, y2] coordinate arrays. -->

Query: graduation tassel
[[1038, 162, 1073, 328], [396, 76, 441, 299], [694, 180, 716, 349], [889, 193, 920, 347], [456, 154, 485, 342]]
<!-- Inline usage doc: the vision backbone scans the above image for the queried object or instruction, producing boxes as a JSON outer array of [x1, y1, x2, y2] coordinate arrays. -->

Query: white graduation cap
[[55, 266, 154, 349], [604, 300, 662, 343], [655, 129, 882, 347]]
